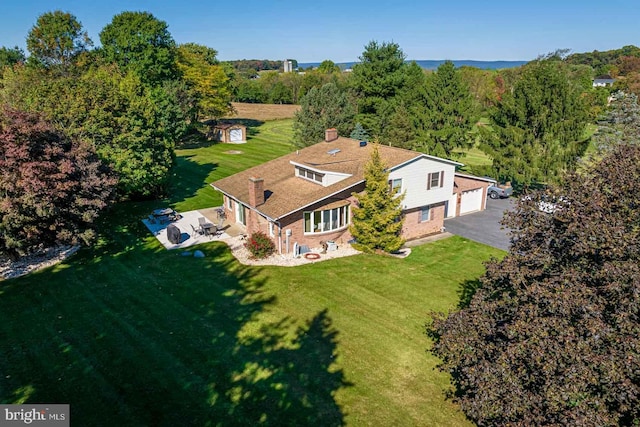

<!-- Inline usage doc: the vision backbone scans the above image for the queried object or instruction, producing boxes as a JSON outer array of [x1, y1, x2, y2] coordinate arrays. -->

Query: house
[[593, 75, 616, 87], [211, 129, 492, 254], [209, 122, 247, 143]]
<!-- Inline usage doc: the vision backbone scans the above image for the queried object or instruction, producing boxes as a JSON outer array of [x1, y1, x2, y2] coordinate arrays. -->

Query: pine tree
[[350, 122, 369, 141], [349, 144, 405, 253], [292, 83, 355, 148], [481, 59, 589, 187], [414, 61, 477, 158]]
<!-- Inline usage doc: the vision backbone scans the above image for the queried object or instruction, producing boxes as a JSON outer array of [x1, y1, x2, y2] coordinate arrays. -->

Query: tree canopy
[[26, 10, 92, 68], [481, 59, 589, 187], [0, 107, 116, 258], [413, 60, 477, 158], [0, 46, 25, 69], [292, 83, 355, 147], [99, 11, 177, 85], [429, 143, 640, 426], [176, 43, 233, 120], [350, 41, 409, 137], [349, 144, 405, 253]]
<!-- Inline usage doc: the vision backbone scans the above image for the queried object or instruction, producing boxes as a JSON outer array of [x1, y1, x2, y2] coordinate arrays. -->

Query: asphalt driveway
[[444, 197, 514, 251]]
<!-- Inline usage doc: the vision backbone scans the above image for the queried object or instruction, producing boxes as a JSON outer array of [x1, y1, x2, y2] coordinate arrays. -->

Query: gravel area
[[224, 236, 362, 266], [0, 245, 80, 280]]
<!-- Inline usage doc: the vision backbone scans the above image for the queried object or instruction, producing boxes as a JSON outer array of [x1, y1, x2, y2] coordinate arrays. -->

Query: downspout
[[275, 220, 283, 255]]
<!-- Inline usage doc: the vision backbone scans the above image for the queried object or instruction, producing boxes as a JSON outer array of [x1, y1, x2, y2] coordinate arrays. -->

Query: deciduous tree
[[176, 43, 233, 120], [428, 143, 640, 426], [0, 107, 116, 258], [0, 46, 25, 69], [99, 11, 177, 86], [349, 144, 404, 253], [26, 11, 92, 68]]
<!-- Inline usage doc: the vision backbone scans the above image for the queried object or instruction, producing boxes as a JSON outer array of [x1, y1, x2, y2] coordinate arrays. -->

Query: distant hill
[[298, 59, 528, 70]]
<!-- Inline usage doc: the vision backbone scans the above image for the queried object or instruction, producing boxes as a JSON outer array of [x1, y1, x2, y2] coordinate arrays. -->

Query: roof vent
[[359, 141, 367, 147], [327, 148, 341, 156]]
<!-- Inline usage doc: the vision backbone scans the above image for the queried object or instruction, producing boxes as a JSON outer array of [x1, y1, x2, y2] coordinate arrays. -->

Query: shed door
[[230, 128, 242, 142], [460, 188, 483, 215]]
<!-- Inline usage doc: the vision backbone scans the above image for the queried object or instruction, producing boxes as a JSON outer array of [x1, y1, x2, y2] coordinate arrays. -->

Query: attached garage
[[460, 188, 483, 215], [452, 172, 495, 217]]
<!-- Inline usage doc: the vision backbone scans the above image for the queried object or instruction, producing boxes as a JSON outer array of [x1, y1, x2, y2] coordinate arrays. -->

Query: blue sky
[[1, 0, 638, 63]]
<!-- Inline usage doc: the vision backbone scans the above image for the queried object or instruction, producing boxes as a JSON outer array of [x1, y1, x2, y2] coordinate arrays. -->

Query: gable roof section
[[211, 137, 460, 220]]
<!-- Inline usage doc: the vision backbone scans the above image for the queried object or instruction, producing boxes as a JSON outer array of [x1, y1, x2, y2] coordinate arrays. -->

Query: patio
[[142, 207, 245, 250]]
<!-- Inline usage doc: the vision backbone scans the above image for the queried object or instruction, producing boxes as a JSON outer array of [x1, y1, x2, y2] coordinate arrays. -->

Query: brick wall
[[402, 203, 445, 240]]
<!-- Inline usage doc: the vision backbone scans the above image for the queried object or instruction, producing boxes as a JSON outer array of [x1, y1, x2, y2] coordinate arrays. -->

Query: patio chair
[[191, 224, 203, 238]]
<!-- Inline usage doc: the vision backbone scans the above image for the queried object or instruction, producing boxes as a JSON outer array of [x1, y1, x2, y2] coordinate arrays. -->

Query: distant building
[[593, 75, 616, 87], [283, 60, 293, 73]]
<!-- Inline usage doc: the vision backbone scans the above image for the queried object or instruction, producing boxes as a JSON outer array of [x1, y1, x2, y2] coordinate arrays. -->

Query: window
[[303, 205, 350, 233], [420, 206, 431, 222], [296, 166, 325, 184], [226, 195, 233, 209], [389, 178, 402, 194], [427, 171, 445, 190]]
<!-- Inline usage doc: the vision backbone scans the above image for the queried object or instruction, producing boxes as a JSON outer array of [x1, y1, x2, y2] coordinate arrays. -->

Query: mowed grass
[[0, 117, 505, 425]]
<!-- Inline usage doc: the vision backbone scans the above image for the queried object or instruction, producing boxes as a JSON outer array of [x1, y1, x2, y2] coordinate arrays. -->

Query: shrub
[[244, 231, 275, 259]]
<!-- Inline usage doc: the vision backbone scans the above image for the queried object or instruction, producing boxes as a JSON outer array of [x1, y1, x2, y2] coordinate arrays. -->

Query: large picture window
[[303, 205, 350, 233]]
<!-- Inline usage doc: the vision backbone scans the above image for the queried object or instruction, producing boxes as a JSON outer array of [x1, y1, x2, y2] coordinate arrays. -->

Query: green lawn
[[0, 119, 505, 426]]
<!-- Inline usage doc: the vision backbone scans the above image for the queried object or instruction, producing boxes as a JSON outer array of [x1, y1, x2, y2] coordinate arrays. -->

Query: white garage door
[[460, 188, 483, 215], [229, 128, 242, 142]]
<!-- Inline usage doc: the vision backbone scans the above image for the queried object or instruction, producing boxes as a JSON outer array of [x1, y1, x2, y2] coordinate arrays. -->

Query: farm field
[[228, 102, 301, 121], [0, 118, 505, 425]]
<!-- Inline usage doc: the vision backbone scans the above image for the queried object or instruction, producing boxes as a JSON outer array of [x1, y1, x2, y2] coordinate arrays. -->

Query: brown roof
[[211, 137, 457, 219], [213, 122, 245, 130]]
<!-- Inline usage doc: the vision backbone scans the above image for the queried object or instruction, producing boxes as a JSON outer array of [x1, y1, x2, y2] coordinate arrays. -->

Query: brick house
[[211, 129, 492, 254]]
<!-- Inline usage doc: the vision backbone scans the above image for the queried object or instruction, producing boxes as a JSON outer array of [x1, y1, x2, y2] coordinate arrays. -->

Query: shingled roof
[[211, 137, 458, 220]]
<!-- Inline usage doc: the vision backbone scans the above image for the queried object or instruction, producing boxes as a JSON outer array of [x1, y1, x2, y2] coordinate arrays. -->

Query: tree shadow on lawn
[[166, 155, 218, 206], [457, 278, 483, 309], [0, 232, 350, 425]]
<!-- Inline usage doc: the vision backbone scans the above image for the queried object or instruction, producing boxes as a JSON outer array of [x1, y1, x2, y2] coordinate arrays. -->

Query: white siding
[[388, 157, 456, 210], [324, 172, 352, 186]]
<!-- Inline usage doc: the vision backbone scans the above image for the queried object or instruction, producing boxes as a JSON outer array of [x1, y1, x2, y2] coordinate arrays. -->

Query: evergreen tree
[[381, 102, 416, 149], [481, 59, 589, 187], [350, 122, 369, 141], [292, 83, 355, 147], [349, 144, 405, 253], [350, 41, 408, 137], [414, 61, 477, 158]]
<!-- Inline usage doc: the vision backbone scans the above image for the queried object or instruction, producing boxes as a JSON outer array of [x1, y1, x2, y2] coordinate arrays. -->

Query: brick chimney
[[248, 177, 264, 206], [325, 128, 338, 142]]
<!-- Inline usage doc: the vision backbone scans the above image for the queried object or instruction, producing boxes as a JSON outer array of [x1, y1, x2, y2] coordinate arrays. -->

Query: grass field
[[0, 118, 505, 425]]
